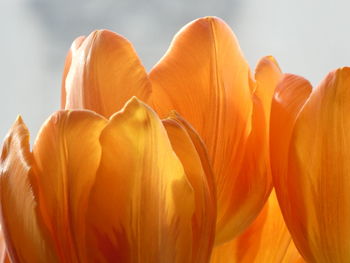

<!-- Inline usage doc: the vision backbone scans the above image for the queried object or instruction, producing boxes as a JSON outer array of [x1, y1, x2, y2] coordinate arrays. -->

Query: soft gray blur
[[1, 0, 350, 142]]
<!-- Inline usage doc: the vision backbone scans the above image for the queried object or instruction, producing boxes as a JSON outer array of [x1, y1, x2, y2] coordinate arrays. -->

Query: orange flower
[[1, 16, 283, 262], [62, 16, 281, 244], [0, 98, 216, 262], [271, 69, 350, 262]]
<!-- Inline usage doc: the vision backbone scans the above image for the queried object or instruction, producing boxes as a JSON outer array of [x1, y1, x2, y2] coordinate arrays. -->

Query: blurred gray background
[[1, 0, 349, 143]]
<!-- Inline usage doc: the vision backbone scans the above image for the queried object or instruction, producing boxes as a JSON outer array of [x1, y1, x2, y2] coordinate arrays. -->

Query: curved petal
[[285, 68, 350, 262], [254, 55, 282, 125], [210, 191, 293, 263], [163, 113, 216, 263], [32, 110, 107, 262], [0, 117, 58, 262], [269, 74, 313, 261], [64, 30, 151, 118], [61, 36, 85, 108], [150, 16, 272, 243], [86, 98, 195, 263], [270, 74, 312, 182]]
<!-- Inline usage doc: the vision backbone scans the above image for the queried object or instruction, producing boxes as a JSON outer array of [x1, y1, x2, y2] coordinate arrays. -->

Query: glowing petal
[[281, 68, 350, 262], [64, 30, 151, 117], [32, 110, 107, 262], [86, 98, 195, 263], [254, 55, 282, 125], [150, 16, 272, 243], [61, 36, 85, 108], [272, 69, 350, 262], [210, 191, 294, 263], [0, 117, 58, 262], [163, 113, 216, 263]]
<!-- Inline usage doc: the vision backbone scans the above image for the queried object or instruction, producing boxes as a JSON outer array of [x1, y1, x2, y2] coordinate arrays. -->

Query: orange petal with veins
[[0, 117, 58, 262], [150, 16, 279, 243], [32, 110, 107, 262], [272, 69, 350, 262], [163, 112, 216, 263], [86, 98, 195, 263], [64, 30, 151, 118]]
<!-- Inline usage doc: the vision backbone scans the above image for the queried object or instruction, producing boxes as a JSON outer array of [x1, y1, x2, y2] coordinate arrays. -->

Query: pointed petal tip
[[123, 96, 144, 110], [15, 115, 24, 125]]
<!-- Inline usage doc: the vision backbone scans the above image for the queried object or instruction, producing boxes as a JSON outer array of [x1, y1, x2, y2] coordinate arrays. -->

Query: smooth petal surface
[[281, 68, 350, 262], [163, 113, 216, 263], [61, 36, 85, 108], [0, 117, 58, 262], [32, 110, 107, 262], [86, 98, 195, 263], [210, 191, 295, 263], [64, 30, 151, 117], [254, 55, 282, 125], [150, 16, 272, 243]]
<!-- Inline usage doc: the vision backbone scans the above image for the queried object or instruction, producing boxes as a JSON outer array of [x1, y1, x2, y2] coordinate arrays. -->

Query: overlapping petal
[[271, 68, 350, 262], [210, 191, 301, 263], [61, 36, 85, 109], [63, 30, 151, 118], [163, 112, 216, 263], [150, 17, 281, 243], [0, 117, 58, 263], [32, 110, 107, 262], [85, 98, 195, 263], [2, 98, 217, 262]]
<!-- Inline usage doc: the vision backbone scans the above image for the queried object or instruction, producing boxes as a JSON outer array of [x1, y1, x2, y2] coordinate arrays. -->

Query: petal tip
[[15, 115, 24, 125], [255, 55, 281, 75]]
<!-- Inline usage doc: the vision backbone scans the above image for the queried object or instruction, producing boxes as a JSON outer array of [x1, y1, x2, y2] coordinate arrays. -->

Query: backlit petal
[[0, 117, 58, 262], [254, 55, 282, 125], [150, 16, 272, 243], [32, 110, 107, 262], [64, 30, 151, 117], [61, 36, 85, 108], [86, 98, 194, 263], [282, 68, 350, 262], [163, 113, 216, 263], [270, 74, 313, 261], [210, 191, 293, 263]]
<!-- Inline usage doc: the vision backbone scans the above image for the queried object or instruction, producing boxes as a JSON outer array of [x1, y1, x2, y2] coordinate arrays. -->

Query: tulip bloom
[[0, 98, 216, 262], [62, 16, 281, 244], [271, 69, 350, 262], [210, 190, 304, 263]]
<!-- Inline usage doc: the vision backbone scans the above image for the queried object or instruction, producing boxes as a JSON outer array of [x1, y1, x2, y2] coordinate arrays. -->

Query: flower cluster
[[1, 17, 348, 263]]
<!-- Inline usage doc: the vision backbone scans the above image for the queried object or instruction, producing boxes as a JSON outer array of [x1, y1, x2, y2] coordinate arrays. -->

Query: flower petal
[[64, 30, 151, 117], [0, 117, 58, 262], [86, 98, 195, 263], [163, 113, 216, 263], [32, 110, 107, 262], [210, 191, 293, 263], [270, 74, 312, 182], [281, 241, 305, 263], [270, 74, 313, 261], [61, 36, 85, 108], [254, 55, 282, 125], [282, 68, 350, 262], [150, 16, 271, 243]]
